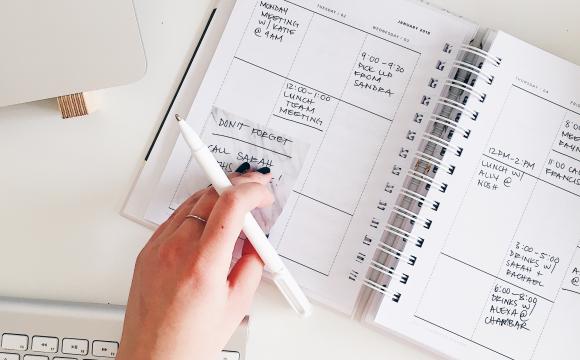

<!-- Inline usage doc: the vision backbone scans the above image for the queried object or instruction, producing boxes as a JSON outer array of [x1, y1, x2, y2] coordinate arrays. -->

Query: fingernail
[[235, 162, 250, 173], [256, 167, 271, 174]]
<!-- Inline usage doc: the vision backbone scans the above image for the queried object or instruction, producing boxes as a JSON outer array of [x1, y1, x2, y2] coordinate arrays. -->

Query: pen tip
[[175, 114, 183, 122]]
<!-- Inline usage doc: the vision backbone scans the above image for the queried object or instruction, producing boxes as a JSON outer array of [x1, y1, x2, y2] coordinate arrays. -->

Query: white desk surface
[[0, 0, 578, 359]]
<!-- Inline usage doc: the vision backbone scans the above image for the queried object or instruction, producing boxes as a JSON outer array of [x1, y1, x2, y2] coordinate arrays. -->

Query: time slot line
[[414, 316, 515, 360], [561, 288, 580, 296], [292, 190, 354, 216], [512, 84, 580, 117], [280, 255, 330, 276], [551, 149, 580, 164], [441, 252, 554, 303], [272, 114, 324, 131], [482, 154, 580, 198], [481, 154, 536, 180], [233, 56, 394, 122]]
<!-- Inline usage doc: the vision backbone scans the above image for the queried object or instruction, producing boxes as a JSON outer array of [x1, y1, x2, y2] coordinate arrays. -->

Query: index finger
[[198, 182, 273, 274]]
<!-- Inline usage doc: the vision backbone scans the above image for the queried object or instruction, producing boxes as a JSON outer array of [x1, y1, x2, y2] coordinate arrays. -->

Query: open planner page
[[375, 31, 580, 359], [146, 0, 476, 313]]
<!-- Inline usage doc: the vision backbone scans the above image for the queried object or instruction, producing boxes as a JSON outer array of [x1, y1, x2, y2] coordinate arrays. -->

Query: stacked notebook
[[124, 0, 580, 358]]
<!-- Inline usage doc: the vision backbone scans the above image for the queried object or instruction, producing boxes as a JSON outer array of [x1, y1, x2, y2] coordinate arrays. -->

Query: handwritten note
[[562, 250, 580, 294], [504, 241, 561, 289], [252, 2, 301, 43], [476, 157, 525, 192], [483, 283, 538, 331], [556, 117, 580, 156], [203, 107, 310, 232], [275, 81, 331, 131]]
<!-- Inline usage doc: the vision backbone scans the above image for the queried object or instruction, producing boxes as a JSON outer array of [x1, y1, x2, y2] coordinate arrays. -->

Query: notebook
[[124, 0, 580, 359]]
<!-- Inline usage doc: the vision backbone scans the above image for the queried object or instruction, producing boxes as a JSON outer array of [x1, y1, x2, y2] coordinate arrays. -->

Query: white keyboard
[[0, 297, 247, 360]]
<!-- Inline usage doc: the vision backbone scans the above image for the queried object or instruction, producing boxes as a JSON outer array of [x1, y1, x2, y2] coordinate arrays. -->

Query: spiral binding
[[452, 61, 495, 85], [406, 169, 448, 193], [385, 224, 425, 247], [460, 44, 502, 66], [361, 41, 501, 303], [444, 79, 487, 103]]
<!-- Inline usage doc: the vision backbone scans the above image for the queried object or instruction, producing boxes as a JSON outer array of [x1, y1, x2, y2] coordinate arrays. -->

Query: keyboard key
[[53, 358, 76, 360], [62, 338, 88, 355], [220, 351, 240, 360], [0, 352, 19, 360], [23, 356, 48, 360], [31, 336, 58, 353], [92, 341, 118, 358], [1, 334, 28, 351]]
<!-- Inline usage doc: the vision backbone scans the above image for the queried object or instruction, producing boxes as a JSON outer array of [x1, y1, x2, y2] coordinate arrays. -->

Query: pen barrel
[[272, 268, 313, 317], [242, 214, 285, 273], [195, 147, 234, 193]]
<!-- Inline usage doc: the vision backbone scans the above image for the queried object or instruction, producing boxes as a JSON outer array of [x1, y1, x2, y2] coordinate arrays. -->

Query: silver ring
[[185, 215, 207, 224]]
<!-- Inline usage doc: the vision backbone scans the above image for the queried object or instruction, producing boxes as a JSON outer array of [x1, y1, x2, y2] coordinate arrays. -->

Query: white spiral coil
[[361, 41, 501, 303]]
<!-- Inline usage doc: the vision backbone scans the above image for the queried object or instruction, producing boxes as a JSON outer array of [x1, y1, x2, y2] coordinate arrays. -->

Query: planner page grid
[[146, 0, 477, 313]]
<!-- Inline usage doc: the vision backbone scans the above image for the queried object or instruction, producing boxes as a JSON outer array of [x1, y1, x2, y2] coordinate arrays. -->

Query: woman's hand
[[117, 165, 273, 360]]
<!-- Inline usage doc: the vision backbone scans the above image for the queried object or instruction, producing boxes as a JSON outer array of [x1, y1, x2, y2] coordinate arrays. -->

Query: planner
[[124, 0, 580, 358]]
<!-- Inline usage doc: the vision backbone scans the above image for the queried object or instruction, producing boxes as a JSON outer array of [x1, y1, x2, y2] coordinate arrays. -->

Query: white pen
[[175, 114, 312, 317]]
